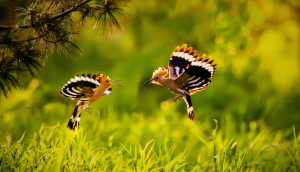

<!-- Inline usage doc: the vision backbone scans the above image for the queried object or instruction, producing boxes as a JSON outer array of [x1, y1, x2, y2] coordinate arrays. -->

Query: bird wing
[[175, 56, 216, 95], [102, 87, 112, 96], [168, 44, 196, 79], [60, 73, 100, 100]]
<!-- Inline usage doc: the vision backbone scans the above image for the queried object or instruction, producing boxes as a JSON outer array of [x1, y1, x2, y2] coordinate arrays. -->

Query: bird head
[[96, 74, 122, 87], [143, 66, 168, 89]]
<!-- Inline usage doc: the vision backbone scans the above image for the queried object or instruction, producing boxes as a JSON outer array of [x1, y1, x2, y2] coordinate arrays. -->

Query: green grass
[[1, 109, 299, 171]]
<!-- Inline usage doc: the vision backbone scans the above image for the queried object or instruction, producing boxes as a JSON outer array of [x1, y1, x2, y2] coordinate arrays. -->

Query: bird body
[[87, 81, 112, 104], [144, 44, 216, 120], [153, 77, 186, 96], [60, 73, 115, 130]]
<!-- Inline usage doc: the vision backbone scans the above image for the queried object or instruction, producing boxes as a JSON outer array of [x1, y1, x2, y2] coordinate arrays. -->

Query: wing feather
[[103, 87, 112, 96], [60, 74, 100, 100], [168, 44, 196, 78], [175, 57, 216, 95]]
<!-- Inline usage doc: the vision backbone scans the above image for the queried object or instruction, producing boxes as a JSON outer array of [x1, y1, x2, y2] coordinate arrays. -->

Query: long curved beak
[[142, 78, 153, 90], [111, 80, 123, 87]]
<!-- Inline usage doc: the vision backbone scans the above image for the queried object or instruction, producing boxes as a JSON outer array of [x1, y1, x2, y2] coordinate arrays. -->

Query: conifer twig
[[0, 0, 91, 30], [47, 0, 54, 10]]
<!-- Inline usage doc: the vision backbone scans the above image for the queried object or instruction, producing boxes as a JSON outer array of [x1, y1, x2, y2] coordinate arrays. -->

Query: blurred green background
[[0, 0, 299, 166]]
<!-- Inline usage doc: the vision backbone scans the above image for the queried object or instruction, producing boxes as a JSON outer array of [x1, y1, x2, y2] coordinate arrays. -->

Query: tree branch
[[47, 0, 54, 10], [0, 0, 91, 30], [15, 37, 40, 42], [50, 0, 90, 20], [0, 25, 29, 30]]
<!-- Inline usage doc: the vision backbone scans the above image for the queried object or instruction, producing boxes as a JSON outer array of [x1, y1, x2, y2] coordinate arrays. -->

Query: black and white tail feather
[[169, 44, 217, 120], [67, 100, 88, 130], [60, 73, 112, 130]]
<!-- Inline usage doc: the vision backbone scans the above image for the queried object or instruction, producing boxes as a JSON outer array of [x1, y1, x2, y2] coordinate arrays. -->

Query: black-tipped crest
[[92, 74, 97, 80]]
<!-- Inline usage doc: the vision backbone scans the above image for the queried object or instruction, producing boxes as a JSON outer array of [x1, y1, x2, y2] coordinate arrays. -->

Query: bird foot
[[172, 96, 182, 102], [84, 108, 93, 115]]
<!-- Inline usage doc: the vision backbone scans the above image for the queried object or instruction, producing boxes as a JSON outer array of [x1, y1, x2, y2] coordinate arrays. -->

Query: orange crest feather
[[153, 66, 168, 77], [95, 74, 110, 81]]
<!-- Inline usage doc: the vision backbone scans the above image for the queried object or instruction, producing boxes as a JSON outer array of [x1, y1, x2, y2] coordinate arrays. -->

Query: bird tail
[[183, 94, 196, 121], [67, 104, 81, 130], [188, 106, 195, 121]]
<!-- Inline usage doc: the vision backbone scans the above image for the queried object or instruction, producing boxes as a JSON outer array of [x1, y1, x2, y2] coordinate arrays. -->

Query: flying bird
[[60, 73, 121, 130], [143, 44, 216, 120]]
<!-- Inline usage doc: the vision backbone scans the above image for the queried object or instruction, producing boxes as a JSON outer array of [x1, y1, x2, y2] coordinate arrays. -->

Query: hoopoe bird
[[144, 44, 216, 120], [60, 73, 121, 130]]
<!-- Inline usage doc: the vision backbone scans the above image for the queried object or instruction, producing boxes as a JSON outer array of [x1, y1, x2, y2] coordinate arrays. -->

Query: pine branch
[[50, 0, 91, 20], [0, 0, 91, 30], [0, 25, 29, 30], [47, 0, 54, 10], [0, 0, 130, 98]]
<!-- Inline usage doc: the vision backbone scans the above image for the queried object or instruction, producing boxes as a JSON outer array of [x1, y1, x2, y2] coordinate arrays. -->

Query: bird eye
[[106, 80, 108, 83], [156, 77, 158, 79]]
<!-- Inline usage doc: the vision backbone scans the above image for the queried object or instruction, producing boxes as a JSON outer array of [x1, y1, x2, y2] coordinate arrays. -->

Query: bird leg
[[84, 108, 93, 115], [172, 96, 182, 102]]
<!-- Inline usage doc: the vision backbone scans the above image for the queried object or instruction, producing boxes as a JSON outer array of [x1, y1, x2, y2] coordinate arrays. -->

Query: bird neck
[[95, 84, 110, 97], [98, 84, 110, 92], [158, 77, 173, 88]]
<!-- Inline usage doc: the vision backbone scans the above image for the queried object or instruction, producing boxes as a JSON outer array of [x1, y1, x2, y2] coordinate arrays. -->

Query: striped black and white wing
[[168, 44, 197, 79], [175, 56, 217, 95], [102, 87, 112, 96], [60, 73, 100, 100]]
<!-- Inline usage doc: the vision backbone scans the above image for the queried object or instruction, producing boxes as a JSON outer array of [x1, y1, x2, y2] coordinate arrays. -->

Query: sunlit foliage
[[0, 0, 299, 171]]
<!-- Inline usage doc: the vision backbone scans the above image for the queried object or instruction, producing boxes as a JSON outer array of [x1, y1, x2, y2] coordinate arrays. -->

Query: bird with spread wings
[[143, 44, 217, 120], [60, 73, 121, 130]]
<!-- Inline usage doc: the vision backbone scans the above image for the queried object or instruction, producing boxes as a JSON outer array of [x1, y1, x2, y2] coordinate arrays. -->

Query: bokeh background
[[0, 0, 299, 167]]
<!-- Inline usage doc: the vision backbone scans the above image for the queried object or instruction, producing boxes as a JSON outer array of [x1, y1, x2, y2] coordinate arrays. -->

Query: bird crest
[[93, 74, 110, 82], [152, 66, 168, 78]]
